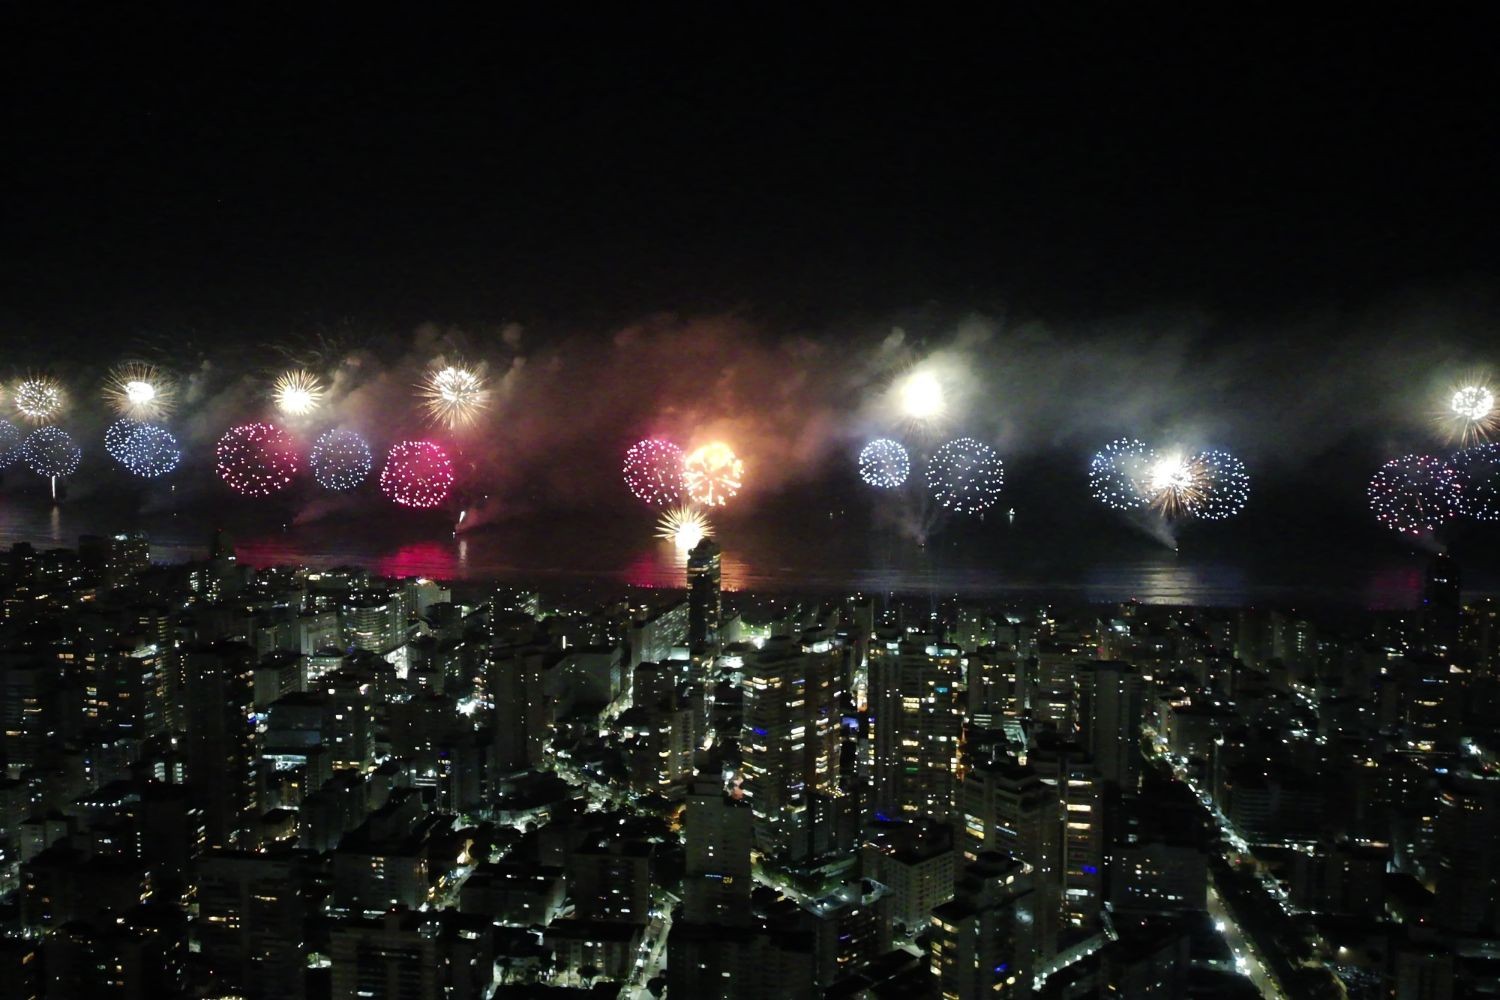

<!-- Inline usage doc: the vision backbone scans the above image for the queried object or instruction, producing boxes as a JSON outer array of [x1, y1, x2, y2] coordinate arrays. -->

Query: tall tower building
[[489, 644, 548, 772], [929, 852, 1037, 999], [1031, 741, 1104, 939], [339, 592, 406, 654], [681, 773, 754, 925], [967, 646, 1027, 727], [956, 758, 1060, 958], [740, 636, 843, 861], [1421, 553, 1462, 654], [183, 643, 258, 849], [869, 640, 962, 821], [687, 538, 722, 659], [1074, 660, 1143, 795], [1433, 773, 1499, 934]]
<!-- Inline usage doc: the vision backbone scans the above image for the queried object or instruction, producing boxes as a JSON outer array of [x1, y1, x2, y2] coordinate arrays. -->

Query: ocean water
[[0, 479, 1479, 608]]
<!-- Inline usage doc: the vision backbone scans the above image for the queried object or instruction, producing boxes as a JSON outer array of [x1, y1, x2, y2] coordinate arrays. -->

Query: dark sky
[[3, 10, 1497, 348]]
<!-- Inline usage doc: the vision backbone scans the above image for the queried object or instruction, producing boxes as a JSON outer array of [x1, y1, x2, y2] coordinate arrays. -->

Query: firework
[[1449, 443, 1500, 521], [311, 428, 374, 490], [1089, 438, 1156, 511], [656, 504, 712, 550], [273, 369, 325, 417], [927, 437, 1004, 513], [13, 376, 64, 424], [104, 362, 174, 420], [0, 420, 21, 469], [858, 438, 910, 488], [684, 442, 744, 507], [380, 440, 455, 508], [1144, 452, 1205, 516], [623, 438, 686, 505], [216, 422, 300, 496], [1368, 454, 1462, 535], [113, 424, 181, 478], [105, 419, 142, 463], [900, 370, 945, 421], [1183, 449, 1250, 521], [420, 365, 488, 429], [22, 426, 81, 477], [1446, 383, 1498, 444]]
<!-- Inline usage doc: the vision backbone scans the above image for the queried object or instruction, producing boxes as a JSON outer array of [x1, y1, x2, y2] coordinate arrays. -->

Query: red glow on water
[[377, 541, 460, 580]]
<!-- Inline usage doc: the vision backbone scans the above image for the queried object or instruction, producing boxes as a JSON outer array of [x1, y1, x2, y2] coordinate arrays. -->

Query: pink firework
[[622, 438, 686, 505], [216, 422, 299, 496], [380, 440, 455, 508]]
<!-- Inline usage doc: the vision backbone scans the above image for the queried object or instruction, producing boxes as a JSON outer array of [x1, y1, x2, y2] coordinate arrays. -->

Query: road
[[1208, 880, 1288, 1000]]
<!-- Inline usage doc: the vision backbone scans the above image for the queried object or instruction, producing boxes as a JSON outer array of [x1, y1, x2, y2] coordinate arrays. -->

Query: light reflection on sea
[[0, 490, 1471, 607]]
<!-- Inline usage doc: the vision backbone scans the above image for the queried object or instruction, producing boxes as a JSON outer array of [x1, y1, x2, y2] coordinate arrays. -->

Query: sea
[[1, 474, 1493, 610]]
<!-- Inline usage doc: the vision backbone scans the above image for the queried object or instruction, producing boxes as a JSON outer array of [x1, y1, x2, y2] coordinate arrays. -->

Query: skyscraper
[[930, 852, 1037, 999], [1421, 553, 1462, 655], [956, 758, 1060, 957], [687, 538, 722, 660], [489, 644, 548, 772], [740, 636, 843, 861], [1031, 741, 1104, 939], [681, 773, 753, 925], [869, 640, 962, 821], [1074, 660, 1143, 795], [183, 643, 257, 849]]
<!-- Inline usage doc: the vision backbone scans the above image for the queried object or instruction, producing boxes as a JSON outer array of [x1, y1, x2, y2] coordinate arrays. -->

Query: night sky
[[3, 10, 1500, 582], [4, 11, 1496, 342]]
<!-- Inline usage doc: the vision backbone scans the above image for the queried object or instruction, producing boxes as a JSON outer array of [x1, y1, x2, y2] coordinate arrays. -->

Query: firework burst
[[927, 437, 1004, 513], [310, 428, 374, 490], [900, 370, 945, 422], [104, 362, 175, 420], [420, 365, 488, 429], [656, 504, 712, 551], [22, 426, 81, 478], [13, 376, 64, 424], [1144, 452, 1205, 516], [1368, 454, 1461, 535], [380, 440, 455, 508], [273, 369, 325, 417], [1089, 438, 1156, 511], [0, 421, 22, 469], [858, 438, 910, 488], [1183, 449, 1250, 521], [623, 438, 686, 505], [105, 419, 142, 463], [1448, 443, 1500, 521], [216, 422, 300, 496], [111, 424, 181, 478], [684, 442, 744, 507]]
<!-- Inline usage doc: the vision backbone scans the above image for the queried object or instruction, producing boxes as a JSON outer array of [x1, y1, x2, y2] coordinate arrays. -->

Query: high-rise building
[[1433, 773, 1499, 935], [955, 758, 1059, 957], [681, 774, 753, 925], [1031, 742, 1104, 939], [1421, 553, 1462, 655], [967, 645, 1027, 727], [687, 538, 722, 659], [183, 643, 258, 848], [1074, 660, 1143, 795], [740, 636, 843, 861], [196, 851, 310, 1000], [869, 640, 962, 821], [329, 910, 494, 1000], [567, 836, 653, 925], [1033, 640, 1088, 735], [929, 852, 1036, 999], [340, 592, 406, 654], [489, 644, 549, 772]]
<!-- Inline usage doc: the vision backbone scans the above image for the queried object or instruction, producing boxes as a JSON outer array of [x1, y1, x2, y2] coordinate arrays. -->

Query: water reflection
[[0, 491, 1474, 607]]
